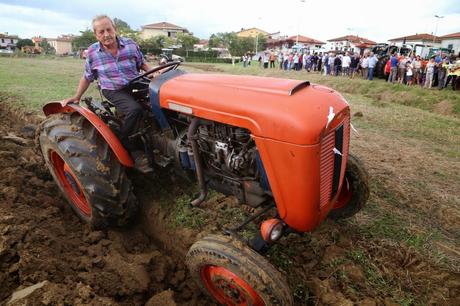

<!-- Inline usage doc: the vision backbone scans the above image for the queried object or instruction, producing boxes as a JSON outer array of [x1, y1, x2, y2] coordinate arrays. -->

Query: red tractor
[[39, 62, 369, 305]]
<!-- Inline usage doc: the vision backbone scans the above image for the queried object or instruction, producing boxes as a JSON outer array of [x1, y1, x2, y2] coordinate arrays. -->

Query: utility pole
[[296, 0, 306, 46], [433, 15, 444, 44]]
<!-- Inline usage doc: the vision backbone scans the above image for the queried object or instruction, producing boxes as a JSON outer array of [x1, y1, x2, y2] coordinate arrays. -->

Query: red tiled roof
[[198, 39, 208, 45], [328, 35, 376, 45], [440, 32, 460, 39], [142, 22, 186, 30], [0, 33, 18, 39], [287, 35, 325, 44], [388, 33, 441, 43]]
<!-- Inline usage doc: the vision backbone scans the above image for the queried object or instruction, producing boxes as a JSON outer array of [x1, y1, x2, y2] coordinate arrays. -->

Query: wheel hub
[[201, 265, 264, 306]]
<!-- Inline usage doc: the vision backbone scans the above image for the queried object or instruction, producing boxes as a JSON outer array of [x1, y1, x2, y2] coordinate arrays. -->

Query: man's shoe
[[132, 151, 153, 173]]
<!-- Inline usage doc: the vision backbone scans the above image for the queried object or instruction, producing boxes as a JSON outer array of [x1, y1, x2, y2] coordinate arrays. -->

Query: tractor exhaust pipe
[[187, 117, 208, 206]]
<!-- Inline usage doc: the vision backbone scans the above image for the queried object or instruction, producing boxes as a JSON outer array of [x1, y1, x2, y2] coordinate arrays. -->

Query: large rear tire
[[186, 234, 293, 306], [328, 153, 369, 220], [39, 112, 138, 229]]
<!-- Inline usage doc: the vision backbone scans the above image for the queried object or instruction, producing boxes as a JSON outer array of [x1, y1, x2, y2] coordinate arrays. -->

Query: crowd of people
[[241, 50, 460, 91]]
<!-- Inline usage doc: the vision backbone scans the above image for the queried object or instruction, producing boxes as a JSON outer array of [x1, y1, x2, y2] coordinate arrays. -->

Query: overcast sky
[[1, 0, 459, 42]]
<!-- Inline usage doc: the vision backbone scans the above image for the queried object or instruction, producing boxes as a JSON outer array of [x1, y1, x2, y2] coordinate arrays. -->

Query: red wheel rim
[[332, 176, 353, 210], [50, 150, 91, 217], [200, 265, 265, 306]]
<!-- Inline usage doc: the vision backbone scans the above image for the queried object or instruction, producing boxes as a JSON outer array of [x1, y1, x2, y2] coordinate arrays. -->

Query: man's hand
[[61, 96, 80, 107]]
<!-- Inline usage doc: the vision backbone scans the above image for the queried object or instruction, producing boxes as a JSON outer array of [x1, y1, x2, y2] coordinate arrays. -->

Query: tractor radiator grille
[[319, 116, 350, 208]]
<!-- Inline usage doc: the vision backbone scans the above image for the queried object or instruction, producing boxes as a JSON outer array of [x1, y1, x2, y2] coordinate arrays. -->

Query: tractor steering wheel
[[128, 61, 181, 85]]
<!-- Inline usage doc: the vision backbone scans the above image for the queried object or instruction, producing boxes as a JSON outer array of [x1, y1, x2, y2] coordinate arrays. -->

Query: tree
[[113, 18, 131, 32], [16, 39, 34, 49], [39, 39, 55, 54], [72, 29, 97, 50], [113, 17, 140, 42], [176, 33, 199, 50], [208, 32, 236, 49]]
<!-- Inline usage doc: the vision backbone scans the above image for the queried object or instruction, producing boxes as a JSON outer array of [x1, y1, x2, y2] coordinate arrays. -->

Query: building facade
[[440, 32, 460, 56], [0, 33, 19, 50], [387, 33, 441, 48], [267, 35, 325, 52], [236, 28, 270, 38], [140, 22, 189, 40], [326, 35, 376, 55], [47, 35, 73, 55]]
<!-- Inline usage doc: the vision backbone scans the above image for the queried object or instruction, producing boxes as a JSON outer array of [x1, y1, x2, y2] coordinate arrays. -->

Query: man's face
[[93, 18, 116, 48]]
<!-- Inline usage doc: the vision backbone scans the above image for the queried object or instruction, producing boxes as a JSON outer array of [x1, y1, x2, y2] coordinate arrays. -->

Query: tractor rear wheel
[[186, 234, 292, 306], [328, 153, 369, 220], [39, 112, 138, 229]]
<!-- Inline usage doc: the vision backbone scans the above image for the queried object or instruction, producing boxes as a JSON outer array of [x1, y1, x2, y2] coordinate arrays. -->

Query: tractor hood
[[159, 73, 350, 145]]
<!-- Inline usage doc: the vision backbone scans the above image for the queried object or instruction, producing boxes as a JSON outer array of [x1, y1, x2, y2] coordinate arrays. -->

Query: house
[[140, 22, 189, 40], [387, 33, 441, 48], [266, 35, 325, 51], [326, 35, 376, 55], [193, 39, 209, 51], [0, 33, 19, 50], [236, 27, 270, 38], [47, 35, 74, 55], [440, 32, 460, 56]]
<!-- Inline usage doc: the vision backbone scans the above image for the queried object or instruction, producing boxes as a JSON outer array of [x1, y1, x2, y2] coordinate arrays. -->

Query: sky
[[1, 0, 459, 43]]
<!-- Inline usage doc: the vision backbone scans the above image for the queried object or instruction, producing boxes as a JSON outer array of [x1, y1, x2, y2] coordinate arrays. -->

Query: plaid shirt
[[84, 37, 146, 90]]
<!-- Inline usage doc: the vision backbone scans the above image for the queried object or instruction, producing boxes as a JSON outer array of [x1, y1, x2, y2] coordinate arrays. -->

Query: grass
[[0, 56, 100, 110]]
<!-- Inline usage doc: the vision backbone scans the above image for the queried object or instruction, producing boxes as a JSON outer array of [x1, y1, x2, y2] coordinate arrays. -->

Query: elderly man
[[63, 15, 153, 172]]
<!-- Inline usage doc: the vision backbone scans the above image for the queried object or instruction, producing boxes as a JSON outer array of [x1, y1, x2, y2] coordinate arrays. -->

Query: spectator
[[444, 57, 460, 90], [406, 60, 414, 86], [323, 53, 329, 75], [361, 54, 369, 79], [317, 53, 323, 73], [269, 52, 276, 68], [334, 55, 342, 76], [437, 57, 448, 89], [398, 55, 407, 84], [263, 52, 269, 69], [342, 52, 351, 76], [242, 54, 247, 67], [412, 55, 422, 85], [293, 52, 300, 71], [329, 53, 335, 75], [424, 57, 435, 89], [350, 53, 360, 79], [278, 52, 284, 69], [384, 58, 391, 81], [388, 53, 399, 83], [367, 52, 378, 80]]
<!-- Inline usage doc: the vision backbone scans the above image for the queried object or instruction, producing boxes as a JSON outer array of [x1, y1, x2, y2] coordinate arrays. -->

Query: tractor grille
[[319, 115, 350, 208]]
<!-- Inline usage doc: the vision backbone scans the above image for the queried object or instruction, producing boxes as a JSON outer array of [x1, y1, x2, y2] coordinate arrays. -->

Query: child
[[406, 61, 413, 86]]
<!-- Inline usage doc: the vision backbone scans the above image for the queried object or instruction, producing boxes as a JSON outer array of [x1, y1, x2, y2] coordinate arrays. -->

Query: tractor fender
[[43, 102, 134, 168]]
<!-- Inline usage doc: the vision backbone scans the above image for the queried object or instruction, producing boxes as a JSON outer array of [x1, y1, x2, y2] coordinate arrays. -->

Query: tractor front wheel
[[39, 112, 138, 229], [328, 153, 369, 220], [186, 234, 293, 306]]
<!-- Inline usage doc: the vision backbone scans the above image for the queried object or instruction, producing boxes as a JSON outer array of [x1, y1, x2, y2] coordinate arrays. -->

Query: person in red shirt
[[384, 58, 391, 81]]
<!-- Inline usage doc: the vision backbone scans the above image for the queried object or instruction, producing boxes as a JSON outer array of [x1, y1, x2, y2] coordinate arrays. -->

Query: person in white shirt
[[342, 52, 351, 76], [361, 54, 369, 79]]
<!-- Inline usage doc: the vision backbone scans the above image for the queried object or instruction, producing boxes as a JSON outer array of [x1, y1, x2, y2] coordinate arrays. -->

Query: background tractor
[[39, 61, 369, 305]]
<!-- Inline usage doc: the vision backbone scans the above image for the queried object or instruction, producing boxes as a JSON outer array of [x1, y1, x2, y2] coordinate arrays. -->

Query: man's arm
[[61, 77, 91, 106], [141, 62, 153, 73]]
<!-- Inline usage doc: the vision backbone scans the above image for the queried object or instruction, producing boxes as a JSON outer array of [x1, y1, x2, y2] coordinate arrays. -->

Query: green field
[[1, 56, 459, 304]]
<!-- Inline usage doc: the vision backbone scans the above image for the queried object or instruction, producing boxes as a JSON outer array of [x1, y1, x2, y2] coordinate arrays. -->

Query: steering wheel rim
[[128, 61, 181, 85]]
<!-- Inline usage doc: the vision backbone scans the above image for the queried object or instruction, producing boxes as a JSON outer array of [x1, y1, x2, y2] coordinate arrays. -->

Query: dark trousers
[[102, 88, 143, 152]]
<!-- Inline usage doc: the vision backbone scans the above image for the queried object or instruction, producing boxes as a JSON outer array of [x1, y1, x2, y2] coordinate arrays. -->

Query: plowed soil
[[1, 99, 459, 305]]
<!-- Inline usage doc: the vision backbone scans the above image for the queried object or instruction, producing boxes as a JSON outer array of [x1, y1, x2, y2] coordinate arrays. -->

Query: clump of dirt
[[433, 100, 454, 116], [0, 102, 205, 305]]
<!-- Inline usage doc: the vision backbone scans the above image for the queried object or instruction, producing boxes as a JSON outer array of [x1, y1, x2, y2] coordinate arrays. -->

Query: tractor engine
[[174, 121, 268, 208]]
